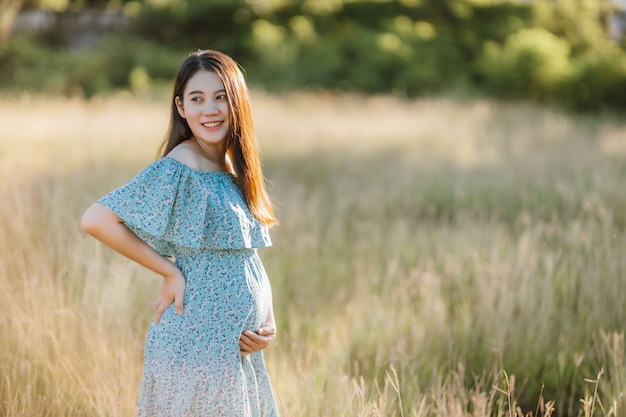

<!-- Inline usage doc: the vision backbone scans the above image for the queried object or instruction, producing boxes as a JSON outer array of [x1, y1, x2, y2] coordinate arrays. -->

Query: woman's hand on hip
[[154, 270, 186, 325], [239, 324, 276, 357]]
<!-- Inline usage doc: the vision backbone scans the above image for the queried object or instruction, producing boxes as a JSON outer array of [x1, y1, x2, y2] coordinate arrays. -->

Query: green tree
[[533, 0, 614, 53]]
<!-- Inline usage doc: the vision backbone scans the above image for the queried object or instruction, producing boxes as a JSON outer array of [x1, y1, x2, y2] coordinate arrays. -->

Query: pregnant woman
[[81, 49, 280, 417]]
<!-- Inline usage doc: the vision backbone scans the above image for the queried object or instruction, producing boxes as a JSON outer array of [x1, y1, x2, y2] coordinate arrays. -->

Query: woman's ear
[[175, 96, 185, 118]]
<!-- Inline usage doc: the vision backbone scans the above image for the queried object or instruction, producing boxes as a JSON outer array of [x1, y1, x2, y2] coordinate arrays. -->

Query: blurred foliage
[[1, 0, 625, 110], [21, 0, 125, 11], [477, 27, 573, 100], [0, 34, 181, 96]]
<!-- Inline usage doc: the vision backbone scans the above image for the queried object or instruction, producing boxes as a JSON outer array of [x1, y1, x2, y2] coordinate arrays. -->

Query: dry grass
[[1, 91, 625, 416]]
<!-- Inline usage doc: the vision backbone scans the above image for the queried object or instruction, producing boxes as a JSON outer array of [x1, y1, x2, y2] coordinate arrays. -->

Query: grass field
[[0, 91, 625, 417]]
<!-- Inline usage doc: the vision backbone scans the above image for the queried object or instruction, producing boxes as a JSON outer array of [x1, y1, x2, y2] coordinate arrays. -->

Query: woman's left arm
[[239, 308, 276, 357]]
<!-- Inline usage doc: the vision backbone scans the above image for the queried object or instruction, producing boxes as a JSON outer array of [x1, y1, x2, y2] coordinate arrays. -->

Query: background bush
[[1, 0, 625, 109], [477, 27, 573, 100]]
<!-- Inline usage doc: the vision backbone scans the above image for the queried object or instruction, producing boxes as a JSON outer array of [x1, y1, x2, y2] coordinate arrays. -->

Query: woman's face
[[175, 70, 230, 147]]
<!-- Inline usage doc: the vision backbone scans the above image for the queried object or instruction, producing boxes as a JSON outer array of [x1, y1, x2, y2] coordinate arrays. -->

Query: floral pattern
[[98, 157, 279, 417]]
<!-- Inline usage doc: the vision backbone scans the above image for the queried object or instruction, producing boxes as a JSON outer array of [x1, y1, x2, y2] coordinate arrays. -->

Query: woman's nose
[[202, 102, 219, 115]]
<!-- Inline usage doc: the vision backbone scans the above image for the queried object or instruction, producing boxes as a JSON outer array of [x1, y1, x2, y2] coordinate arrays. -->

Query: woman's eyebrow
[[187, 89, 226, 95]]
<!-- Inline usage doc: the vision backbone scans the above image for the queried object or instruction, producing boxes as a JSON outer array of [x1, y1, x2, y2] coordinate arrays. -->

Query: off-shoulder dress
[[98, 157, 279, 417]]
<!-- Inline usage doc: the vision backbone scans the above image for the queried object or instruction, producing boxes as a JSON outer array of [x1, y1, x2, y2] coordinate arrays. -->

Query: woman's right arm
[[80, 202, 185, 324]]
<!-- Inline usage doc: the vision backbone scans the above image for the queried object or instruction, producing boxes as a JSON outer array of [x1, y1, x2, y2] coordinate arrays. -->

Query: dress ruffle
[[98, 157, 271, 256]]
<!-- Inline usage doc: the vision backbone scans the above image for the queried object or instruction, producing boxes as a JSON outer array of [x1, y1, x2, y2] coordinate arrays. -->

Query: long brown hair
[[160, 50, 277, 227]]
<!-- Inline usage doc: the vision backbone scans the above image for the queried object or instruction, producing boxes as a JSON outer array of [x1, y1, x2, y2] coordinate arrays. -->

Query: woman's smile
[[202, 121, 224, 129]]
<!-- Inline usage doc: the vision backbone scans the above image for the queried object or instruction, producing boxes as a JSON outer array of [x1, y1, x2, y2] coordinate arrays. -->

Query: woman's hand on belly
[[239, 324, 276, 357]]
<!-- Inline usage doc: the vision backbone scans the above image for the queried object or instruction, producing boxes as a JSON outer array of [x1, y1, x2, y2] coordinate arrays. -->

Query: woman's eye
[[191, 96, 203, 102], [216, 94, 227, 101]]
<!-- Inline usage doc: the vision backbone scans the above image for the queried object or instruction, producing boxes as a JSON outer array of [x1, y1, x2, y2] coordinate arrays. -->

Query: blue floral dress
[[98, 157, 279, 417]]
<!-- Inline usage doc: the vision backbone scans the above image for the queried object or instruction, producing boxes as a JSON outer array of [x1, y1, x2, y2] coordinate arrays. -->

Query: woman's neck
[[191, 138, 228, 172]]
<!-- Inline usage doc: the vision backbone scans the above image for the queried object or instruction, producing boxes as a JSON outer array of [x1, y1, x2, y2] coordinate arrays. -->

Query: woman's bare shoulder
[[166, 141, 201, 169]]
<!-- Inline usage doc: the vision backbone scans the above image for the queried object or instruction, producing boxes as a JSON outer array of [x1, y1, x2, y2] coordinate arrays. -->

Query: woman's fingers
[[167, 273, 185, 316], [154, 302, 166, 325], [239, 336, 253, 357], [174, 284, 184, 316], [257, 324, 276, 336], [239, 332, 258, 356], [239, 329, 275, 356], [154, 272, 186, 325]]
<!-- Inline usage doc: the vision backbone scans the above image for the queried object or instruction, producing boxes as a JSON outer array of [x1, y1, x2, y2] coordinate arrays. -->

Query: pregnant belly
[[153, 249, 272, 350]]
